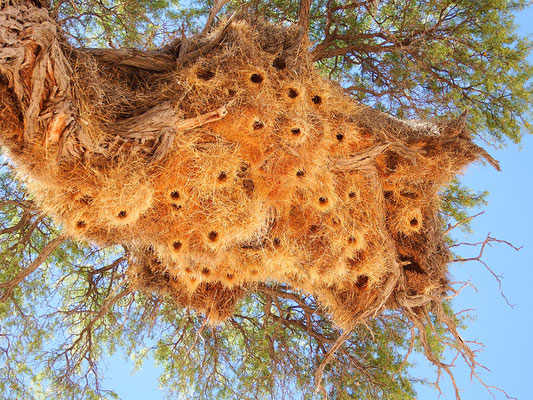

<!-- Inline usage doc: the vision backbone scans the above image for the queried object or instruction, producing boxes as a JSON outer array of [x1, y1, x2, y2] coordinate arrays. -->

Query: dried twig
[[175, 103, 230, 131], [452, 233, 521, 308], [176, 13, 236, 67], [443, 211, 484, 236], [0, 234, 66, 302], [82, 48, 176, 72]]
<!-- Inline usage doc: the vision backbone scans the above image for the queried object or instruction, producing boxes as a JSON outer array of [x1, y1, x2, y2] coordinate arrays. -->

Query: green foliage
[[1, 0, 532, 399], [440, 178, 489, 233], [53, 0, 190, 48], [144, 298, 417, 400], [233, 0, 533, 146], [53, 0, 532, 144]]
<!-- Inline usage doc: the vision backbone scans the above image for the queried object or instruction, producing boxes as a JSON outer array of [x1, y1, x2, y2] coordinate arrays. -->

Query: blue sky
[[103, 6, 533, 400], [413, 137, 533, 400], [412, 8, 533, 400]]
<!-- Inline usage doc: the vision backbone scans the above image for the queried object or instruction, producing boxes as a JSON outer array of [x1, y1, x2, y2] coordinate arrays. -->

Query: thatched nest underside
[[0, 4, 492, 328]]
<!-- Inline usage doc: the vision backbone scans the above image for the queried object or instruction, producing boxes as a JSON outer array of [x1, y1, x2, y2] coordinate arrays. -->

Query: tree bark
[[81, 48, 176, 72]]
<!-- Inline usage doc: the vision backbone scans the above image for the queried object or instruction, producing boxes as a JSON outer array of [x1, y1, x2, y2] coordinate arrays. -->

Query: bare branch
[[443, 211, 484, 236], [176, 13, 236, 67], [451, 232, 522, 308], [0, 234, 66, 302]]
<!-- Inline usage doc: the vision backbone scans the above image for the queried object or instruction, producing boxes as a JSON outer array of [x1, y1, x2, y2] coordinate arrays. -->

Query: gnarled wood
[[82, 48, 176, 72]]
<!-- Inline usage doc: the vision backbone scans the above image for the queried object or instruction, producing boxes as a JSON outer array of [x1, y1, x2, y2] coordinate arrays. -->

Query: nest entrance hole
[[400, 254, 425, 274], [287, 88, 298, 99], [117, 210, 127, 219], [217, 172, 228, 182], [291, 127, 301, 136], [197, 69, 215, 81], [311, 95, 322, 105], [208, 231, 219, 242], [309, 224, 320, 235], [272, 57, 286, 70], [318, 197, 329, 206], [224, 272, 235, 283], [401, 191, 418, 199], [253, 121, 264, 130], [250, 73, 263, 84], [355, 275, 369, 288], [172, 241, 183, 251], [242, 179, 255, 197]]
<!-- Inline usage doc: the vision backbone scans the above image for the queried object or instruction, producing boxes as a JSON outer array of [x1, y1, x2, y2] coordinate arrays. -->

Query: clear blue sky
[[103, 6, 533, 400], [412, 8, 533, 400]]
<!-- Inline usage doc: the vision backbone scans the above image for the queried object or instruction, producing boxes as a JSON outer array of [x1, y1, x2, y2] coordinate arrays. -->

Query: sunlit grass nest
[[0, 8, 491, 330]]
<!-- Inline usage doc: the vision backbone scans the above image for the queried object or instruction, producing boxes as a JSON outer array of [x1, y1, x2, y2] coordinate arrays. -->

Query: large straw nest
[[0, 9, 489, 329]]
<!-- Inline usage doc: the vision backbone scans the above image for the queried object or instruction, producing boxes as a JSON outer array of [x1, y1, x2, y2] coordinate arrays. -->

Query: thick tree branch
[[81, 48, 176, 72], [297, 0, 311, 40], [314, 330, 352, 395], [176, 13, 235, 67], [202, 0, 229, 35]]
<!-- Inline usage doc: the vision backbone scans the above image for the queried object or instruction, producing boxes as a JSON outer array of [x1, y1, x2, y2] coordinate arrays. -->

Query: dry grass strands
[[0, 4, 498, 333]]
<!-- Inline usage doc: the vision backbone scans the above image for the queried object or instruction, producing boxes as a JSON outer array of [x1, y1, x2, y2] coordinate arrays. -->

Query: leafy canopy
[[1, 0, 531, 399]]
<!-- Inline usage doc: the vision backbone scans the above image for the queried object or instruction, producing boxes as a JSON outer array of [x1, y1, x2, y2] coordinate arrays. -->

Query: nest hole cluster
[[0, 13, 484, 328]]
